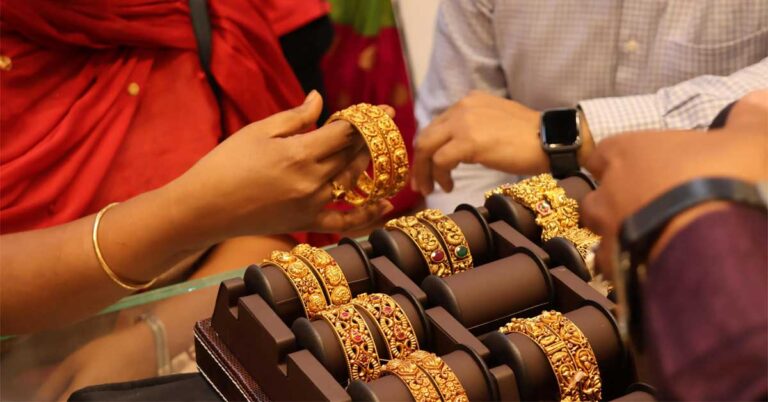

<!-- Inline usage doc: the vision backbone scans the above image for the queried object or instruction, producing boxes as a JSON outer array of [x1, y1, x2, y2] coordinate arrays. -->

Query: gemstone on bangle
[[430, 249, 446, 263], [455, 245, 469, 259]]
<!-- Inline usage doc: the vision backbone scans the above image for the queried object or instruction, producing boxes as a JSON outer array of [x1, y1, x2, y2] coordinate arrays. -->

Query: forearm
[[0, 182, 216, 334], [579, 58, 768, 142]]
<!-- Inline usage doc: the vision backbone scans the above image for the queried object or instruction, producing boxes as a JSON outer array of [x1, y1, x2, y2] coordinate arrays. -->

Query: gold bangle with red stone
[[325, 103, 408, 205], [381, 359, 442, 402], [317, 303, 382, 382], [406, 351, 469, 402], [291, 244, 352, 306], [351, 293, 419, 360], [415, 209, 473, 274], [499, 311, 602, 401], [264, 250, 328, 319], [484, 174, 580, 241], [384, 215, 452, 277]]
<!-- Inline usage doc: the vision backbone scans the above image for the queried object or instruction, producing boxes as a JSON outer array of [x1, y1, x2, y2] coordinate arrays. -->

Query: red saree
[[0, 0, 305, 234]]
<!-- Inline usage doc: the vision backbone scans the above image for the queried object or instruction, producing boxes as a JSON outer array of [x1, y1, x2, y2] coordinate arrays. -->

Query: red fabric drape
[[0, 0, 305, 234]]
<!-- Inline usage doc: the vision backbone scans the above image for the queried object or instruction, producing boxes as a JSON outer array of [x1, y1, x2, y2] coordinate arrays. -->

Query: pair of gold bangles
[[385, 209, 474, 277], [485, 174, 600, 276], [382, 351, 469, 402], [326, 103, 409, 206], [316, 293, 420, 382], [264, 244, 352, 319], [500, 311, 602, 401]]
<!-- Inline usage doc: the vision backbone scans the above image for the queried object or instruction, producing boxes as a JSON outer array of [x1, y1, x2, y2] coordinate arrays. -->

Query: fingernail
[[303, 90, 319, 105]]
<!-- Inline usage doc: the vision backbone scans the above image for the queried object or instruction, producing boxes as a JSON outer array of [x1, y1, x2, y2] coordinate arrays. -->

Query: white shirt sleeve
[[579, 58, 768, 142]]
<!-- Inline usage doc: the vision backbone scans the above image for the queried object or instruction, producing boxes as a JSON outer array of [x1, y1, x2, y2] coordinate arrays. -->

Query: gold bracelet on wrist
[[265, 250, 328, 319], [384, 215, 453, 277], [93, 202, 157, 291], [485, 174, 580, 241], [318, 304, 382, 382], [352, 293, 419, 359], [326, 103, 408, 205], [382, 359, 442, 402], [415, 209, 473, 274], [291, 244, 352, 306], [500, 311, 602, 401], [406, 350, 469, 402]]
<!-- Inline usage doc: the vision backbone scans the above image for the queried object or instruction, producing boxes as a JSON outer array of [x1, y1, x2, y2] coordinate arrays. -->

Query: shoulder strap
[[189, 0, 222, 101]]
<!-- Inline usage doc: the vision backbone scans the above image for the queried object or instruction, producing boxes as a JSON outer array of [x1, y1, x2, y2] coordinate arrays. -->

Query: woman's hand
[[168, 91, 394, 245]]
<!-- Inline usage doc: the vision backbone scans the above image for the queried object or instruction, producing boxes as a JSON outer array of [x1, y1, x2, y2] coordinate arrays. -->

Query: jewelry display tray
[[194, 175, 655, 401]]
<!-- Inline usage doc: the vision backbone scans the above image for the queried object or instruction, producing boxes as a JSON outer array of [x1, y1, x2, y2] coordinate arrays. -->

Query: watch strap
[[619, 177, 767, 261], [548, 151, 581, 179]]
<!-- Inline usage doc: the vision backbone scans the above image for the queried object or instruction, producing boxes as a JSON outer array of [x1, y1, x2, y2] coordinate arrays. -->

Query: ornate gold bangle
[[406, 350, 469, 402], [291, 244, 352, 306], [382, 359, 442, 402], [384, 215, 453, 277], [352, 293, 419, 359], [559, 227, 601, 277], [415, 209, 473, 274], [265, 250, 328, 319], [318, 304, 382, 382], [485, 174, 580, 241], [326, 103, 408, 205], [500, 311, 602, 401]]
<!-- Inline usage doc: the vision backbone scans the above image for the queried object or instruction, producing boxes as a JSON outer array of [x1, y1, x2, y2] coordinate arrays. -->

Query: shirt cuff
[[578, 94, 665, 143]]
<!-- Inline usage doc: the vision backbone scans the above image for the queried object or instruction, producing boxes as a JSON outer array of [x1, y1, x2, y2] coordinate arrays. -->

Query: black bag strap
[[189, 0, 224, 108]]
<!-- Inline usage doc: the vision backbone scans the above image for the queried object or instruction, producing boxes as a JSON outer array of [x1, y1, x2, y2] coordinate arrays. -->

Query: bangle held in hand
[[326, 103, 409, 206]]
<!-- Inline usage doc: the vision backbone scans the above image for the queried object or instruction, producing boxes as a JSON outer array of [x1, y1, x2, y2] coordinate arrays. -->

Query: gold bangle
[[265, 250, 328, 319], [415, 209, 473, 274], [485, 174, 580, 241], [291, 244, 352, 306], [500, 311, 602, 401], [92, 202, 157, 291], [384, 215, 453, 277], [318, 303, 382, 382], [326, 103, 408, 205], [406, 350, 469, 402], [559, 227, 601, 277], [381, 359, 442, 402], [352, 293, 419, 359]]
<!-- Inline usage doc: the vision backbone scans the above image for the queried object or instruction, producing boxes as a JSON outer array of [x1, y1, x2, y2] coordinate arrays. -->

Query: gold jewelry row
[[265, 250, 328, 318], [500, 310, 602, 401], [416, 209, 473, 274], [326, 103, 408, 205], [381, 359, 442, 402], [292, 244, 352, 306]]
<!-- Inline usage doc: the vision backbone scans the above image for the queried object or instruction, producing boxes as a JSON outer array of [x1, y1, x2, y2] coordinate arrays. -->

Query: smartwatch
[[540, 108, 582, 178]]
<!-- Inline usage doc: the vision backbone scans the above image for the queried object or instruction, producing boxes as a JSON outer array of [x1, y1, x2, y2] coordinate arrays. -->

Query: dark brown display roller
[[369, 205, 494, 285], [483, 301, 631, 400], [292, 291, 430, 384], [244, 238, 375, 324], [421, 248, 553, 333], [347, 345, 499, 402]]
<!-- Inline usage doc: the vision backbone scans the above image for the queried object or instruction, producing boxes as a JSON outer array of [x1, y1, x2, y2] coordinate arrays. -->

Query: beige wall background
[[392, 0, 442, 90]]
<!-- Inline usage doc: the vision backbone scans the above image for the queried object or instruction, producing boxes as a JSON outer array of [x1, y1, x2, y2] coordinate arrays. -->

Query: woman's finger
[[312, 201, 392, 233], [260, 90, 324, 138], [36, 361, 75, 401]]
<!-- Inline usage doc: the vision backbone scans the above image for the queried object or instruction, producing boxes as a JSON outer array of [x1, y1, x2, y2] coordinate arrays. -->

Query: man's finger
[[259, 90, 324, 138], [581, 190, 611, 237], [431, 140, 468, 193], [412, 119, 452, 195]]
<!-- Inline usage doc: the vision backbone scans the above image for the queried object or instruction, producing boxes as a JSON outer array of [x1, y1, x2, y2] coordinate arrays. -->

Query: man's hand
[[581, 106, 768, 277], [412, 91, 545, 195]]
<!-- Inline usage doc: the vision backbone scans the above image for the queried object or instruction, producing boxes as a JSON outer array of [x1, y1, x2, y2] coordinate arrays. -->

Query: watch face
[[542, 109, 579, 147]]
